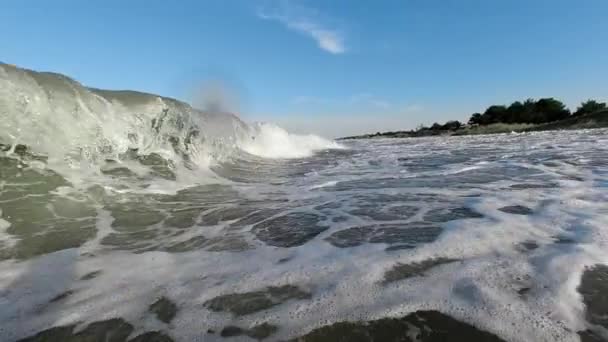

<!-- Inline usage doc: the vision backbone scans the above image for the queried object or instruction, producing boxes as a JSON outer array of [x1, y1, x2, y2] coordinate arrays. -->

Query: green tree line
[[419, 99, 606, 132], [467, 98, 606, 126]]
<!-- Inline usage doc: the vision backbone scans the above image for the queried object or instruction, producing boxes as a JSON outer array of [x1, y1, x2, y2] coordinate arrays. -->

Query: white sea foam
[[2, 129, 607, 341], [241, 122, 343, 159], [309, 181, 338, 190]]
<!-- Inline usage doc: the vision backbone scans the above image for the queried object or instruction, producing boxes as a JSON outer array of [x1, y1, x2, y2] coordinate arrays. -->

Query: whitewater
[[1, 63, 607, 342]]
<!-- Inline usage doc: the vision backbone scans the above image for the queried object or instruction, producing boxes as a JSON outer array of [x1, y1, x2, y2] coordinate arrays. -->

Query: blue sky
[[2, 0, 607, 137]]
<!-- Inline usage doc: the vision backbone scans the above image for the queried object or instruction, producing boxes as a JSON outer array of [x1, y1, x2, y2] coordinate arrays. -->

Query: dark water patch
[[17, 318, 174, 342], [278, 257, 292, 263], [0, 157, 69, 194], [383, 258, 459, 284], [498, 205, 533, 215], [332, 178, 434, 191], [387, 205, 419, 218], [353, 193, 444, 204], [100, 165, 139, 178], [325, 226, 373, 248], [509, 183, 556, 190], [18, 318, 134, 342], [314, 201, 343, 210], [9, 222, 96, 260], [517, 241, 539, 252], [385, 244, 416, 252], [453, 279, 484, 302], [129, 331, 174, 342], [349, 205, 418, 222], [72, 319, 135, 342], [542, 160, 559, 166], [107, 204, 165, 231], [149, 297, 178, 324], [0, 177, 97, 259], [220, 323, 278, 340], [220, 326, 244, 337], [134, 152, 177, 181], [101, 229, 159, 251], [331, 216, 349, 223], [17, 326, 74, 342], [252, 213, 328, 248], [578, 329, 607, 342], [554, 236, 576, 244], [247, 323, 279, 340], [163, 207, 205, 229], [1, 144, 31, 156], [3, 197, 92, 236], [205, 285, 311, 316], [578, 265, 608, 332], [423, 207, 483, 223], [80, 270, 102, 280], [565, 175, 586, 182], [49, 290, 75, 303], [331, 178, 415, 191], [326, 223, 442, 249], [291, 310, 506, 342], [160, 184, 240, 205]]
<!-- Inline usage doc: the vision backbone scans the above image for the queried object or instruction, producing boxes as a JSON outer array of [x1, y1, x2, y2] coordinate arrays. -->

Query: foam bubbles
[[241, 122, 343, 159]]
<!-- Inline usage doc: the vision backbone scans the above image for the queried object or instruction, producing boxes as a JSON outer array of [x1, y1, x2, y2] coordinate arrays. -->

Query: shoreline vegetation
[[339, 98, 608, 140]]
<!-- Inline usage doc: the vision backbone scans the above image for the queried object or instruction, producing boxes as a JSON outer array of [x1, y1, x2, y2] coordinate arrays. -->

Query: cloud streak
[[257, 4, 345, 54]]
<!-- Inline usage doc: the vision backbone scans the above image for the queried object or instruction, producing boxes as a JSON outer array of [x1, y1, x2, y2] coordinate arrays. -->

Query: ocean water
[[1, 64, 608, 341]]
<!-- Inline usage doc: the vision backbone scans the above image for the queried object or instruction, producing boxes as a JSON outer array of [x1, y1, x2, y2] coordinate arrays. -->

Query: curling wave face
[[0, 63, 339, 189]]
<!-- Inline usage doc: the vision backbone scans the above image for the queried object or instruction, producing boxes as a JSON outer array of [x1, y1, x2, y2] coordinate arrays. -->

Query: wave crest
[[0, 63, 341, 187], [241, 122, 342, 159]]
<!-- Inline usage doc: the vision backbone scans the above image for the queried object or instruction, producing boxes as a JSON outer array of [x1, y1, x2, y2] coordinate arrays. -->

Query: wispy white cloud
[[257, 3, 346, 54], [286, 20, 345, 54]]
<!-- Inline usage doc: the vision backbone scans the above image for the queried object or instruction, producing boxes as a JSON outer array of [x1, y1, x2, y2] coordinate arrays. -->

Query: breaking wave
[[241, 122, 342, 159], [0, 63, 340, 187]]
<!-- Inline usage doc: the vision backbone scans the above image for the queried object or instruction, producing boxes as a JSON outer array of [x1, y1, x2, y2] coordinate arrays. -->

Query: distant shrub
[[573, 99, 606, 117], [466, 98, 571, 126]]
